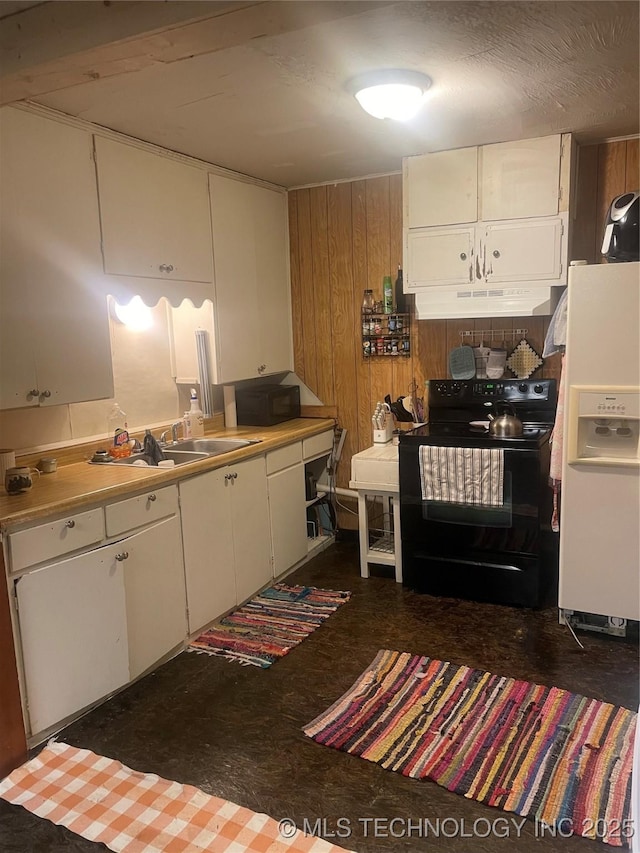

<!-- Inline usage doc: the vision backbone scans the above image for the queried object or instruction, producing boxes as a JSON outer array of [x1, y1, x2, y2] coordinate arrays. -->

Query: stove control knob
[[518, 383, 528, 393], [534, 384, 544, 394]]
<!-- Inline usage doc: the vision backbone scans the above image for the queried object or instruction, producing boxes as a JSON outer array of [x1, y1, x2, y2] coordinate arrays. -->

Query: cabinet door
[[95, 136, 213, 283], [407, 227, 475, 288], [16, 543, 129, 736], [122, 516, 186, 680], [268, 464, 308, 576], [229, 456, 272, 603], [0, 108, 113, 410], [405, 147, 478, 228], [480, 135, 561, 221], [209, 175, 291, 383], [179, 469, 236, 634], [482, 216, 565, 285], [251, 184, 292, 377]]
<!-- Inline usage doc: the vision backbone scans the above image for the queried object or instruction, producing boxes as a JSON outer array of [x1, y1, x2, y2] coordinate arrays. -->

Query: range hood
[[414, 285, 558, 320]]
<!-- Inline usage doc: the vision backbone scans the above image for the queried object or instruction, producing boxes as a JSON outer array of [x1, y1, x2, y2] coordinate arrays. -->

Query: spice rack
[[362, 312, 411, 358]]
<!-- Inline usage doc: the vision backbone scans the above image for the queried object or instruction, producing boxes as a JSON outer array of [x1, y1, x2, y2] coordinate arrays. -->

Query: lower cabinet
[[10, 486, 186, 741], [266, 443, 308, 578], [180, 455, 271, 634], [179, 467, 237, 634], [122, 516, 186, 680], [15, 541, 130, 735]]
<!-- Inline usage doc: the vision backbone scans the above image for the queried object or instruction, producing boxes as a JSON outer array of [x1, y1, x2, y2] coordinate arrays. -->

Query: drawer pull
[[115, 551, 129, 561], [148, 494, 157, 502], [65, 520, 75, 529]]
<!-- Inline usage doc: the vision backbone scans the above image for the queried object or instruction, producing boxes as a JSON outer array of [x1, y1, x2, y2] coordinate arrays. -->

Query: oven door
[[398, 441, 557, 607]]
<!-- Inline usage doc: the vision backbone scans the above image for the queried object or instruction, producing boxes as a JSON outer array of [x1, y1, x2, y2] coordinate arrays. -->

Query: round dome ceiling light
[[346, 69, 432, 121]]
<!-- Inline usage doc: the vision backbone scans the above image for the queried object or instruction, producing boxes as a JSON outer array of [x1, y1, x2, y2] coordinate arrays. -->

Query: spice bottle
[[362, 289, 375, 313]]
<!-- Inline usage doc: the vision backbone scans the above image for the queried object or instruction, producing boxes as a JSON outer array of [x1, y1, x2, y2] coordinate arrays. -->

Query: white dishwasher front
[[15, 542, 130, 736]]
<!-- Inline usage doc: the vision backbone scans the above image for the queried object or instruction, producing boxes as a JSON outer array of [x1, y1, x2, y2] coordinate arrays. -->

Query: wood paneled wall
[[288, 139, 638, 528], [572, 139, 639, 264]]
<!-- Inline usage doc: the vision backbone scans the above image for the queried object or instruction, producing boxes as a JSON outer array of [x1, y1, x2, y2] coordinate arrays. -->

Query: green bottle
[[383, 275, 393, 314]]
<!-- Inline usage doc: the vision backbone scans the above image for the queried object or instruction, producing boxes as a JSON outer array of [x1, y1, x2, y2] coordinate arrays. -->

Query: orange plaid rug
[[0, 741, 352, 852]]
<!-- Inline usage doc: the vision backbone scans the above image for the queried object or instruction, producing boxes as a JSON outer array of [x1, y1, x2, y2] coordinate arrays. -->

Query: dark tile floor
[[1, 540, 638, 852]]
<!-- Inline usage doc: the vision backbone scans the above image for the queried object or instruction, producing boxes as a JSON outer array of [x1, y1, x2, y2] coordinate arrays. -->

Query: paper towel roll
[[223, 385, 237, 428], [0, 449, 16, 482]]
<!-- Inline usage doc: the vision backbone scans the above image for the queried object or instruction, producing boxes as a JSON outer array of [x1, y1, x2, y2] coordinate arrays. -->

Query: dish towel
[[549, 354, 566, 532], [419, 445, 504, 506]]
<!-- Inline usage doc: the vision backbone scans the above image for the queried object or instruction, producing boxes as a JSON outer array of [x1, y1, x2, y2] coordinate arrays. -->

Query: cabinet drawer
[[303, 430, 334, 461], [9, 508, 105, 573], [266, 442, 302, 475], [105, 485, 178, 537]]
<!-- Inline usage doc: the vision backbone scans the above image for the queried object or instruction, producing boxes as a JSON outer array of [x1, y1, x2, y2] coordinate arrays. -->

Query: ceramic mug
[[5, 466, 40, 495]]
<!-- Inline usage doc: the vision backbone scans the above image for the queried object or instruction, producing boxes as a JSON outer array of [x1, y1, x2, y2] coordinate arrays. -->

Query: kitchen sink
[[111, 449, 209, 467], [170, 438, 261, 455]]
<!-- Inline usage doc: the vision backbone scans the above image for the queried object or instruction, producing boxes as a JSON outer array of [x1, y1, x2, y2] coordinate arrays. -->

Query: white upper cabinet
[[406, 146, 478, 227], [405, 134, 563, 230], [482, 217, 564, 284], [94, 136, 213, 283], [407, 227, 475, 289], [208, 174, 292, 384], [403, 133, 573, 306], [0, 108, 114, 410], [480, 135, 562, 221]]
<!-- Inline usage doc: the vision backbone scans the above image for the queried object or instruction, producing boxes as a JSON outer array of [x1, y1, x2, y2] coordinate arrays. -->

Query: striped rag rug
[[0, 741, 353, 853], [303, 650, 637, 847], [188, 584, 351, 668]]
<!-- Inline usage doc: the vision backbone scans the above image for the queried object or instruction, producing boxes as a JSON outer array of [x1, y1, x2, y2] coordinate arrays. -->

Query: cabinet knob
[[232, 472, 238, 480], [492, 250, 500, 258], [115, 551, 129, 561], [28, 389, 40, 398], [148, 493, 157, 502], [158, 263, 174, 273], [41, 390, 51, 398], [65, 519, 75, 528], [460, 252, 467, 261]]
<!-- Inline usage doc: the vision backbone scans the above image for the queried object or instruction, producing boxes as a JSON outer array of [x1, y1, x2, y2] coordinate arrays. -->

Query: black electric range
[[398, 378, 559, 608]]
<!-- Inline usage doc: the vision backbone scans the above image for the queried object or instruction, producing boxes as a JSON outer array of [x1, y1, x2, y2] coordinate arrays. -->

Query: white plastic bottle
[[183, 411, 192, 439], [188, 388, 205, 437]]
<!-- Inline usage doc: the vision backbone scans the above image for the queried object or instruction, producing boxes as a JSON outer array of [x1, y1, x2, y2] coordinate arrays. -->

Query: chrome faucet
[[160, 422, 182, 445]]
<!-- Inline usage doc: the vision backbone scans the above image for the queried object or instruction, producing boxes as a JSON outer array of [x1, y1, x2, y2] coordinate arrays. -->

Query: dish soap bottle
[[106, 403, 130, 457], [188, 388, 205, 437]]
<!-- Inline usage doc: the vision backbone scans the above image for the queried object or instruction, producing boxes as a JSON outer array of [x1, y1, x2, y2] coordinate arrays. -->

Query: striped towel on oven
[[419, 445, 504, 506]]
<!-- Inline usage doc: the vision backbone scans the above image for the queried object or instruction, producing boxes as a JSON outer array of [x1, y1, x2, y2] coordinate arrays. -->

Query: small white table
[[349, 443, 402, 583]]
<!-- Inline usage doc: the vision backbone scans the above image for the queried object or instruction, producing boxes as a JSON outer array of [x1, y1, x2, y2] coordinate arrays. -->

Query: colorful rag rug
[[0, 741, 353, 853], [303, 650, 637, 847], [188, 584, 351, 668]]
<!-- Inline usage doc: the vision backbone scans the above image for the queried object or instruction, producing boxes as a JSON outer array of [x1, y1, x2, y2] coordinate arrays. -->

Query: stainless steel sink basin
[[111, 449, 209, 467], [101, 437, 261, 469], [171, 438, 261, 455]]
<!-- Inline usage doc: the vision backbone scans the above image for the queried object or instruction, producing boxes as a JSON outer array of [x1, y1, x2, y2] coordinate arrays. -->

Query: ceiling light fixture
[[346, 69, 432, 121]]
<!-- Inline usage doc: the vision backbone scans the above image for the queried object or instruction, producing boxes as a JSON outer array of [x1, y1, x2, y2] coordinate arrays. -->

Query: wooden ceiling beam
[[0, 0, 393, 105]]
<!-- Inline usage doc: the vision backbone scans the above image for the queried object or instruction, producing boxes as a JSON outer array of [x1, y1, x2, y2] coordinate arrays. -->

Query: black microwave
[[235, 384, 301, 426]]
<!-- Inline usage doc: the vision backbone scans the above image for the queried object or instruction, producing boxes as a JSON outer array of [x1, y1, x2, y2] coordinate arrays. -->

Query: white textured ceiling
[[2, 1, 638, 187]]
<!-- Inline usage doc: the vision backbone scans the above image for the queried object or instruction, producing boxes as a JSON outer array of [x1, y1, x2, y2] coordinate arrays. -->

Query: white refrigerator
[[559, 260, 640, 626]]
